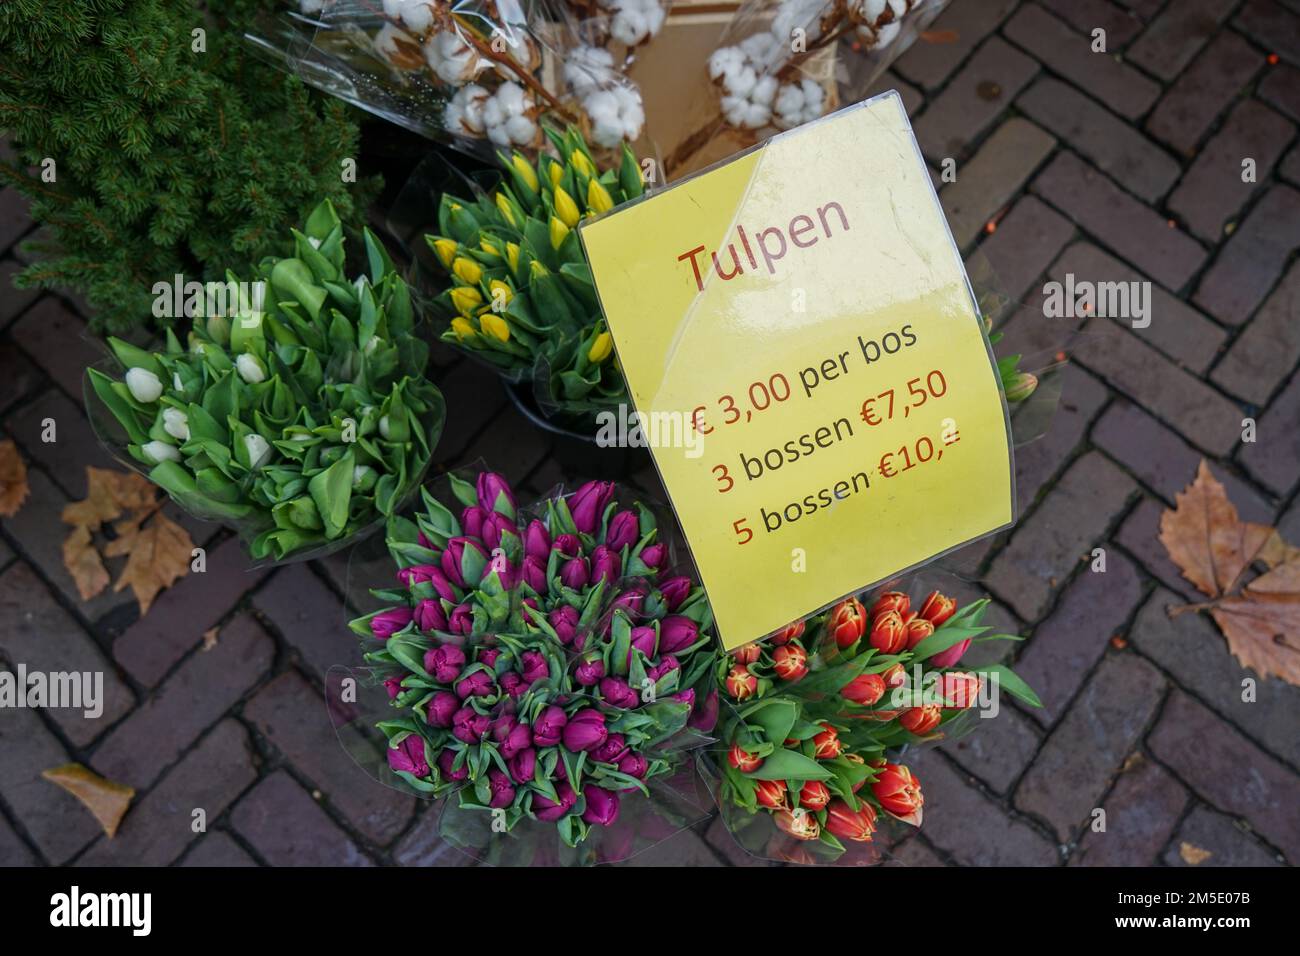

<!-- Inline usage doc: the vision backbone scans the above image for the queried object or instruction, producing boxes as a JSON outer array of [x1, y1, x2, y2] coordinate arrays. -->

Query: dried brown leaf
[[108, 511, 193, 615], [42, 763, 135, 838], [61, 523, 110, 602], [0, 439, 29, 517], [1179, 842, 1212, 866]]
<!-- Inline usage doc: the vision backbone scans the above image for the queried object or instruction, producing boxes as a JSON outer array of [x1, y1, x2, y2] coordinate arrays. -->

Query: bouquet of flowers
[[708, 578, 1040, 863], [86, 200, 445, 562], [348, 470, 721, 858], [423, 125, 641, 422]]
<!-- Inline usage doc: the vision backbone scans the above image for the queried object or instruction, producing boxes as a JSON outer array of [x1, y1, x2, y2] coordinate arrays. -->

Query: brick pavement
[[1, 0, 1298, 867]]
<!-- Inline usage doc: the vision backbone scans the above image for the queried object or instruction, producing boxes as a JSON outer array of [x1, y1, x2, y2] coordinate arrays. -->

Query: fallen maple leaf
[[62, 524, 110, 602], [1161, 461, 1300, 686], [105, 510, 193, 615], [42, 763, 135, 838], [0, 439, 29, 517], [61, 467, 154, 530], [1179, 842, 1212, 866]]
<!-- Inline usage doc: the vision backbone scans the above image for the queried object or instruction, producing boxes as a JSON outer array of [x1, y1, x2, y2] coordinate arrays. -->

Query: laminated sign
[[580, 92, 1015, 650]]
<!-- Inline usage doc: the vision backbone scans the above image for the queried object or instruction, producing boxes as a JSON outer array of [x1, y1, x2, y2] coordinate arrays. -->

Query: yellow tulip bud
[[570, 149, 595, 179], [587, 179, 615, 215], [554, 186, 580, 229], [587, 331, 613, 364], [450, 317, 476, 341], [450, 286, 483, 317], [547, 159, 564, 188], [480, 312, 511, 343], [495, 191, 517, 228], [549, 215, 570, 251], [511, 153, 539, 193], [505, 242, 520, 273], [530, 259, 549, 279], [488, 279, 513, 309], [479, 238, 500, 257], [452, 257, 483, 285], [432, 238, 457, 269]]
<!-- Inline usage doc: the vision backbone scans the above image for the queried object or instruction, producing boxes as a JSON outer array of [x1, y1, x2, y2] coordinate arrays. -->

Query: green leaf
[[308, 448, 355, 539], [746, 748, 833, 781], [981, 664, 1043, 708]]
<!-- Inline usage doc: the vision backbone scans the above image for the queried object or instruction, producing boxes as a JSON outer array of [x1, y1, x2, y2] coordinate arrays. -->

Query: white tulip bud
[[352, 464, 375, 489], [162, 407, 190, 441], [379, 415, 392, 440], [244, 433, 271, 469], [173, 372, 184, 391], [126, 367, 164, 403], [142, 440, 181, 463], [236, 353, 267, 384]]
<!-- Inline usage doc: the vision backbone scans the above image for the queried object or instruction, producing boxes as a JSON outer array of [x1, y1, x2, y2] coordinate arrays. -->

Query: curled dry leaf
[[0, 438, 29, 517], [1178, 842, 1212, 866], [41, 763, 135, 838], [1160, 461, 1300, 686], [62, 524, 110, 602]]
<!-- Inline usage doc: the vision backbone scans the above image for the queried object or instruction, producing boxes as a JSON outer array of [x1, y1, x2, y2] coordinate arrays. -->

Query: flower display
[[709, 580, 1041, 862], [86, 200, 445, 561], [350, 471, 720, 850], [424, 126, 642, 421]]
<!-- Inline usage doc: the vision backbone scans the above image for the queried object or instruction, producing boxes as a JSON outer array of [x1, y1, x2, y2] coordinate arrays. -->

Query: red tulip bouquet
[[708, 579, 1040, 864], [344, 470, 720, 863]]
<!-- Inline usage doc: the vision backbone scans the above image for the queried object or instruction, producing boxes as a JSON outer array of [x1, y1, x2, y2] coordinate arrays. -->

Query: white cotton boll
[[752, 74, 778, 106], [774, 82, 804, 120], [424, 30, 484, 85], [445, 84, 489, 135], [801, 78, 825, 112], [496, 82, 527, 113], [162, 407, 190, 441], [142, 440, 181, 464], [739, 32, 783, 71], [126, 367, 163, 403], [244, 434, 271, 469], [771, 0, 825, 47], [398, 0, 435, 34], [887, 0, 909, 17], [236, 353, 266, 384], [859, 0, 887, 19], [374, 23, 422, 70], [871, 21, 901, 48], [724, 65, 758, 97], [482, 83, 536, 147], [708, 46, 743, 82], [382, 0, 402, 17], [503, 113, 537, 144], [566, 45, 616, 97], [584, 86, 645, 146]]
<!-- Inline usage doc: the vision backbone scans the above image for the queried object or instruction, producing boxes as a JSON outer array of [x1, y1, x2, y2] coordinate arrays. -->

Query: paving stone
[[77, 720, 257, 866], [1146, 31, 1266, 155], [940, 704, 1041, 794], [1238, 365, 1300, 494], [0, 343, 41, 414], [92, 612, 273, 789], [1069, 756, 1188, 865], [1169, 99, 1296, 242], [886, 835, 949, 866], [703, 814, 776, 867], [114, 536, 269, 687], [863, 71, 924, 117], [1116, 497, 1201, 601], [231, 770, 374, 867], [459, 399, 553, 487], [1014, 653, 1165, 840], [1148, 691, 1300, 860], [1073, 317, 1243, 457], [894, 0, 1020, 90], [1234, 0, 1300, 65], [1039, 0, 1144, 48], [969, 194, 1075, 320], [0, 705, 103, 863], [1003, 3, 1161, 119], [1014, 365, 1109, 508], [8, 387, 115, 498], [1194, 184, 1300, 325], [1032, 152, 1206, 291], [1130, 589, 1300, 768], [252, 563, 356, 680], [436, 359, 508, 460], [0, 561, 133, 746], [180, 831, 258, 867], [1092, 400, 1275, 518], [904, 752, 1059, 865], [0, 812, 38, 866], [914, 37, 1039, 162], [1162, 805, 1285, 866], [941, 118, 1056, 248], [1014, 548, 1145, 726], [0, 189, 32, 256], [1017, 78, 1180, 202], [1048, 241, 1226, 373], [0, 259, 41, 329], [9, 297, 106, 399], [988, 451, 1137, 621], [624, 825, 724, 866], [244, 671, 416, 845], [1127, 0, 1232, 80], [391, 806, 477, 866], [993, 302, 1077, 360], [1211, 260, 1300, 405], [1258, 62, 1300, 121], [1114, 0, 1163, 20]]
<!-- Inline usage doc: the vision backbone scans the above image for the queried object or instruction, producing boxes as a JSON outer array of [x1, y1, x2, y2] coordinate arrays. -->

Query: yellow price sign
[[580, 93, 1015, 650]]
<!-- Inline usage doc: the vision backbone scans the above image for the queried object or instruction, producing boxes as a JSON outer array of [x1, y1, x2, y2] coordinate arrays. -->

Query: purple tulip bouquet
[[346, 470, 721, 860]]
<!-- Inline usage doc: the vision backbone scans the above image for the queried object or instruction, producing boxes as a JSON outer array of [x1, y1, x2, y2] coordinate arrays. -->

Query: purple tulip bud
[[672, 688, 695, 711], [441, 536, 489, 588], [617, 752, 648, 780], [658, 576, 691, 611], [521, 596, 539, 612], [369, 606, 413, 640], [532, 705, 568, 746], [524, 519, 552, 560], [609, 585, 648, 621], [605, 510, 639, 551], [520, 650, 549, 684], [423, 644, 466, 683], [549, 605, 580, 645], [452, 707, 490, 743], [688, 687, 719, 732], [659, 615, 699, 654], [427, 690, 460, 728], [481, 511, 516, 551], [559, 556, 590, 590], [581, 785, 621, 827], [396, 565, 456, 603], [414, 598, 447, 632], [417, 531, 434, 549], [455, 669, 495, 699], [507, 747, 536, 784], [483, 553, 518, 590], [592, 733, 628, 764], [437, 748, 468, 782], [629, 625, 658, 664], [561, 709, 607, 752], [448, 603, 474, 635], [640, 542, 667, 569], [569, 480, 615, 535], [500, 671, 525, 698], [590, 545, 621, 585], [488, 768, 515, 808], [387, 735, 429, 777], [478, 647, 500, 668], [477, 472, 516, 518], [648, 655, 679, 682], [533, 780, 577, 822], [383, 677, 403, 699], [599, 676, 639, 709], [496, 721, 532, 760], [552, 533, 581, 558], [460, 505, 489, 540], [522, 554, 548, 594], [574, 653, 605, 687]]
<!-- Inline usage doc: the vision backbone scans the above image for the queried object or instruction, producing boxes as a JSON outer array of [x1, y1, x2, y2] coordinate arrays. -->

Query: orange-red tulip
[[733, 643, 762, 665], [812, 721, 843, 759], [799, 780, 831, 811], [773, 807, 820, 841], [870, 590, 910, 619], [940, 671, 982, 709], [872, 762, 923, 826], [773, 643, 808, 681], [904, 616, 934, 650], [824, 798, 877, 842], [725, 664, 757, 700], [771, 620, 805, 645], [755, 778, 787, 809], [918, 590, 957, 627], [727, 742, 763, 773], [829, 598, 867, 649], [899, 705, 942, 735], [869, 609, 907, 654], [842, 672, 886, 706]]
